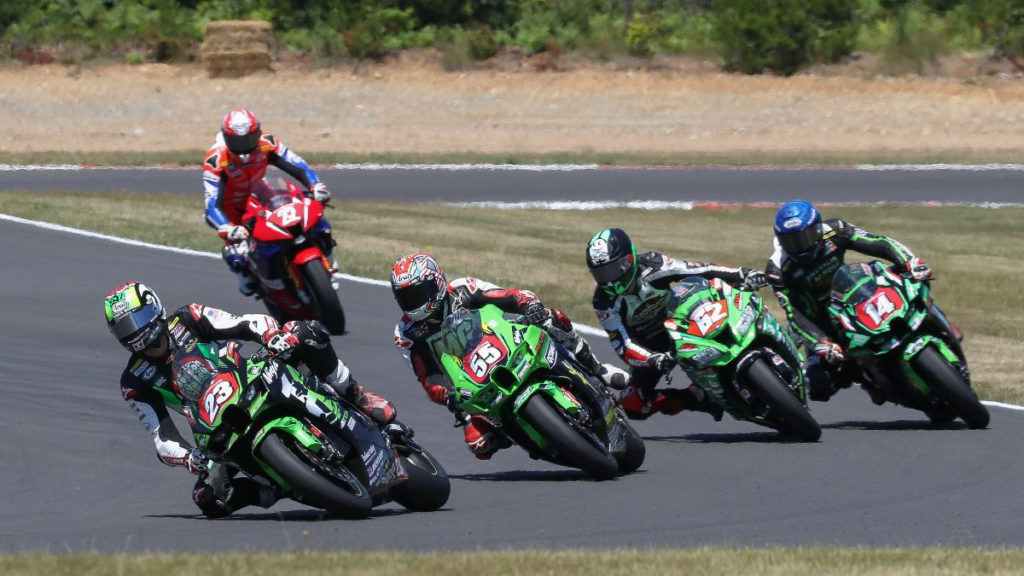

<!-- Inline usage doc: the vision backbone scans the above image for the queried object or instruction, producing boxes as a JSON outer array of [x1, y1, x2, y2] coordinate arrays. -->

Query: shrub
[[626, 13, 654, 56], [343, 7, 417, 60], [713, 0, 810, 75], [468, 24, 499, 59], [713, 0, 855, 75], [867, 3, 949, 74]]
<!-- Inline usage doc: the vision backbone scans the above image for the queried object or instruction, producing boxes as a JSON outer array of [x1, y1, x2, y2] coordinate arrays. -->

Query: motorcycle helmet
[[391, 252, 448, 321], [586, 228, 638, 296], [103, 282, 166, 353], [774, 200, 823, 264], [221, 108, 262, 156]]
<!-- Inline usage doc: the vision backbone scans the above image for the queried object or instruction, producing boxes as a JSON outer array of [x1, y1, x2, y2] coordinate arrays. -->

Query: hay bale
[[201, 20, 273, 78]]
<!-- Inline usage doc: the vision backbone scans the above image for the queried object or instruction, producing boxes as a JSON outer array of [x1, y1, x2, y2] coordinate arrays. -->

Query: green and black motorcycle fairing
[[164, 341, 450, 518], [827, 260, 988, 429], [663, 277, 821, 442], [429, 304, 645, 480]]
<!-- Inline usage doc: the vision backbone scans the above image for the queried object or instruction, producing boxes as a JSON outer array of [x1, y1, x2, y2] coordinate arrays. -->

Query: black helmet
[[586, 228, 638, 296], [103, 282, 166, 352]]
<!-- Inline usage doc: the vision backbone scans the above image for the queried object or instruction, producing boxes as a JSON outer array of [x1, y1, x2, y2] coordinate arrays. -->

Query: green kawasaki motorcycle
[[170, 341, 451, 518], [429, 304, 645, 480], [827, 260, 988, 429], [663, 277, 821, 442]]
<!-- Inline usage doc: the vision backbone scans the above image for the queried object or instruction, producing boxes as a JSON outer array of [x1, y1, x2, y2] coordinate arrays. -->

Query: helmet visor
[[224, 131, 261, 155], [394, 281, 440, 314], [110, 306, 161, 349], [777, 223, 822, 256], [589, 256, 633, 286]]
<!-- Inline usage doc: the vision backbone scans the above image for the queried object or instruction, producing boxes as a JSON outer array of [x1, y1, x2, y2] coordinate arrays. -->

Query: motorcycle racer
[[203, 108, 333, 296], [103, 281, 394, 518], [766, 199, 963, 403], [389, 252, 629, 460], [585, 227, 769, 420]]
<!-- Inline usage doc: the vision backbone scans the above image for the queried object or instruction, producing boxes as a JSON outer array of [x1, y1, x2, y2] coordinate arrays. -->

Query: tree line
[[1, 0, 1021, 75]]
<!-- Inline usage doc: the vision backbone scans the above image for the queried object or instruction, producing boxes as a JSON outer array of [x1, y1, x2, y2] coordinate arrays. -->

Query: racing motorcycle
[[827, 260, 988, 429], [242, 180, 346, 335], [429, 304, 645, 480], [662, 277, 821, 442], [171, 341, 450, 518]]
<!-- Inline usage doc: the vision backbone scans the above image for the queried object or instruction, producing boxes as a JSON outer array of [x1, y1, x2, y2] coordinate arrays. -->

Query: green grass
[[1, 191, 1020, 406], [2, 148, 1023, 167], [0, 548, 1020, 575], [3, 548, 1024, 575]]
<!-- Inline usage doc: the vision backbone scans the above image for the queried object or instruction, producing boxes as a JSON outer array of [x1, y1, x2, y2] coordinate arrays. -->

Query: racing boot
[[619, 385, 722, 420], [551, 321, 630, 390], [669, 386, 724, 421], [804, 357, 852, 402], [463, 415, 512, 460], [324, 360, 396, 425]]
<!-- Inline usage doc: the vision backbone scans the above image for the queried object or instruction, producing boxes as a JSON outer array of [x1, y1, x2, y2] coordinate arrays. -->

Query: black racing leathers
[[118, 303, 339, 517], [764, 218, 916, 348], [591, 251, 758, 393]]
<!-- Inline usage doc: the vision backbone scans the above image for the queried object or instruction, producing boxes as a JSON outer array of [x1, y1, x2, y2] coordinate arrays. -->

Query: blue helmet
[[774, 200, 823, 263]]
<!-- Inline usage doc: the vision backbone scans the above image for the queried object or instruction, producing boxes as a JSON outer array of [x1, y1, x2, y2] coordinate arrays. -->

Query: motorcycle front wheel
[[257, 432, 372, 518], [520, 395, 620, 480], [301, 260, 346, 335], [911, 346, 989, 429], [745, 358, 822, 442]]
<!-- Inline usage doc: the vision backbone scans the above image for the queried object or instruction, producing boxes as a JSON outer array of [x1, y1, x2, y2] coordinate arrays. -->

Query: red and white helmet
[[221, 108, 261, 155], [391, 252, 447, 321]]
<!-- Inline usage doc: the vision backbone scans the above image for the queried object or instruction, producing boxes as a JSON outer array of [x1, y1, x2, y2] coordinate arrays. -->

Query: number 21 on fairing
[[272, 204, 301, 227], [200, 376, 239, 426]]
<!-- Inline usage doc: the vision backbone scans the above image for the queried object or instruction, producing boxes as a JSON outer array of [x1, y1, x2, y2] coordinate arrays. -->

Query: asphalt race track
[[1, 168, 1022, 553], [1, 164, 1024, 204]]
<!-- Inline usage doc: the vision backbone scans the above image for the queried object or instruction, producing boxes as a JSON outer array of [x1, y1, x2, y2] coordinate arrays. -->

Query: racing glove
[[646, 352, 676, 374], [740, 269, 769, 291], [186, 449, 208, 475], [262, 328, 299, 360], [905, 257, 933, 281], [522, 299, 551, 326], [813, 339, 846, 365], [217, 224, 249, 243], [310, 182, 331, 203]]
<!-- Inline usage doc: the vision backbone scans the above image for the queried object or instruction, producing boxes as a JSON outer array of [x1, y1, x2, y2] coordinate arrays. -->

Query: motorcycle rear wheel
[[302, 260, 346, 335], [257, 432, 372, 518], [390, 445, 451, 512], [613, 414, 646, 474], [911, 346, 989, 429], [520, 395, 620, 480], [745, 358, 822, 442]]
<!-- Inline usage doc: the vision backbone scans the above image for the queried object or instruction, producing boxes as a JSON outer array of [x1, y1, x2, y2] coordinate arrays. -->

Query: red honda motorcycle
[[242, 180, 345, 335]]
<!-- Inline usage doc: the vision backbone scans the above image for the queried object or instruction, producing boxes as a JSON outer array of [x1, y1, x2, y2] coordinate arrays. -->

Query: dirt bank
[[2, 52, 1023, 159]]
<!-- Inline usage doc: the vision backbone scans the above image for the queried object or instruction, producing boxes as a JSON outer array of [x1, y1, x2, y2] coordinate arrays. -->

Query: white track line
[[2, 211, 1018, 411], [4, 162, 1024, 172], [447, 200, 1023, 210]]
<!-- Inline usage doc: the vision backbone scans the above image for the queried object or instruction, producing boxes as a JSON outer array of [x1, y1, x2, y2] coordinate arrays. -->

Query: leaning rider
[[585, 227, 769, 420], [103, 281, 394, 518], [765, 199, 963, 403], [389, 252, 629, 460]]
